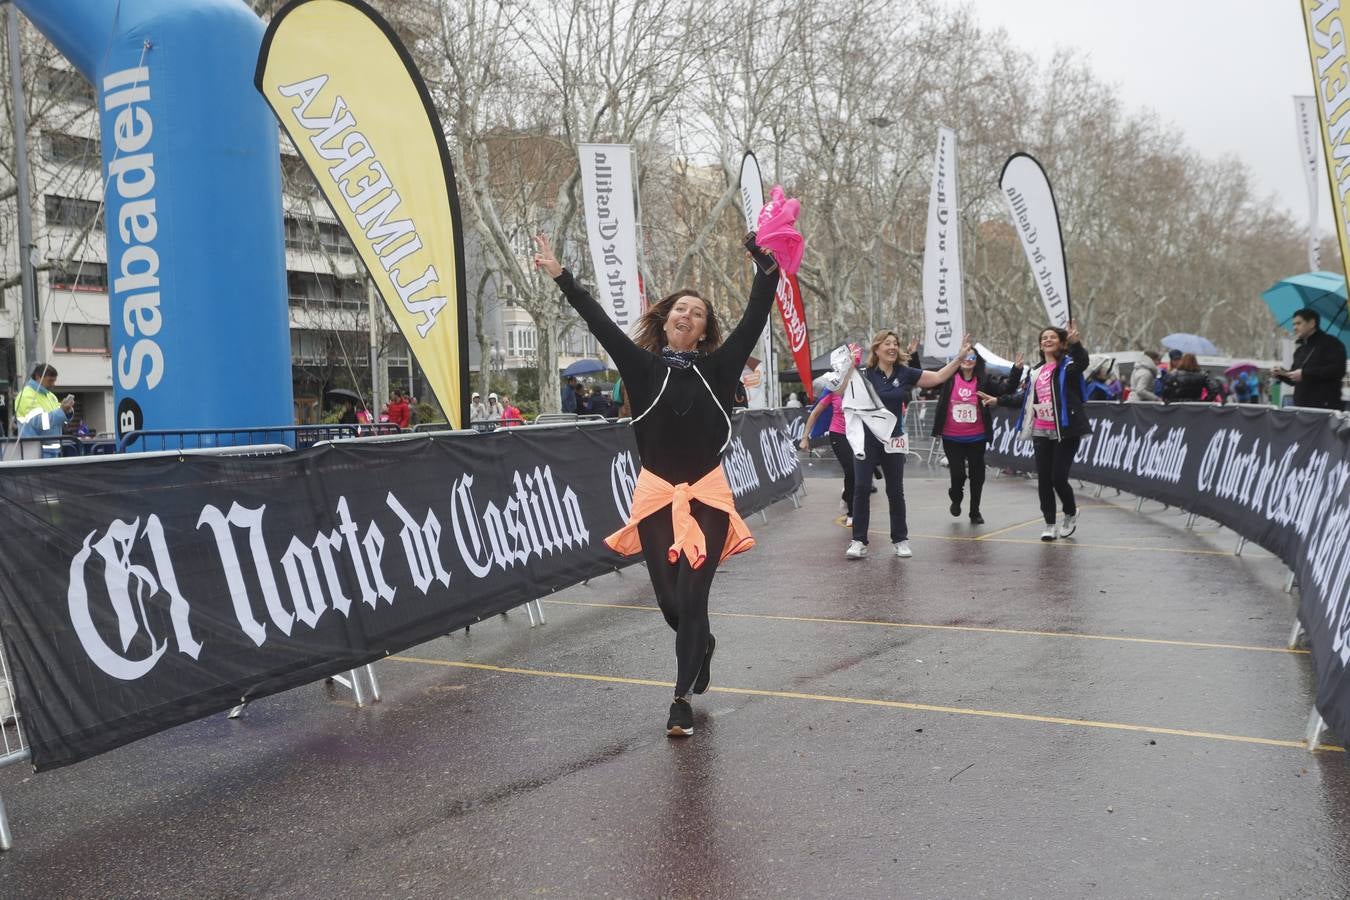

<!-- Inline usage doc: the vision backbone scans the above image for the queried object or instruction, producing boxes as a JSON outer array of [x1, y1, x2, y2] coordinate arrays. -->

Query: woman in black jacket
[[999, 321, 1090, 541], [929, 348, 1023, 525], [534, 232, 778, 738]]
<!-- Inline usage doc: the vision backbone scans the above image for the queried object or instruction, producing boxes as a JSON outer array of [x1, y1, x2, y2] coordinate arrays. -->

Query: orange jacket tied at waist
[[606, 467, 755, 569]]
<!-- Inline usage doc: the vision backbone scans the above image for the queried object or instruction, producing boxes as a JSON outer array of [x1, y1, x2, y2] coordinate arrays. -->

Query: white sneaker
[[1040, 524, 1057, 542], [845, 540, 867, 559], [1058, 513, 1078, 538], [844, 516, 853, 527], [893, 540, 912, 558], [839, 499, 849, 513]]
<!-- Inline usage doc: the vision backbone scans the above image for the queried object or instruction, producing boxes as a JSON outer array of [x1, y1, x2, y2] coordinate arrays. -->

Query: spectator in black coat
[[1274, 308, 1348, 410]]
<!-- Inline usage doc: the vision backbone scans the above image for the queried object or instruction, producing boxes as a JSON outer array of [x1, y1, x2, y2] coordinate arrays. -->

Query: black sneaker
[[948, 489, 961, 517], [969, 511, 984, 525], [666, 697, 693, 737], [693, 635, 716, 694]]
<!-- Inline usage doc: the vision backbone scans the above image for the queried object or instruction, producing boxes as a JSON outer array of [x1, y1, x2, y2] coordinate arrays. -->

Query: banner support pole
[[1306, 708, 1327, 751]]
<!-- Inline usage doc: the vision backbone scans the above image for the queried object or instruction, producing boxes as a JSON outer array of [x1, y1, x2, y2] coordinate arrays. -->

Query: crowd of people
[[561, 376, 618, 417], [788, 304, 1350, 565]]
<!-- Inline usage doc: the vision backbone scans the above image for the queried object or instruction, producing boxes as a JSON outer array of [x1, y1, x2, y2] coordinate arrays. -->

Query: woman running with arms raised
[[534, 232, 779, 737]]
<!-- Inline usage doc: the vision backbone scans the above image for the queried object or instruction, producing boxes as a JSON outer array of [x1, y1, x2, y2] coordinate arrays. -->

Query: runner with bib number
[[923, 346, 1024, 525], [845, 329, 972, 560]]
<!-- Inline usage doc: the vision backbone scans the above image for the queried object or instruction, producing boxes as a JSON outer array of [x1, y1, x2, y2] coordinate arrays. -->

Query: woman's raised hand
[[957, 333, 974, 359], [1014, 351, 1025, 368], [532, 233, 563, 278], [906, 336, 919, 356], [1067, 319, 1081, 345], [977, 391, 998, 407]]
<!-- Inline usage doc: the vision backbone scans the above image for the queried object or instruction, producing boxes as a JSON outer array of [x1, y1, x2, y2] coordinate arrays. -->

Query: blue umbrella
[[561, 358, 608, 377], [1261, 271, 1350, 331], [1161, 333, 1218, 356]]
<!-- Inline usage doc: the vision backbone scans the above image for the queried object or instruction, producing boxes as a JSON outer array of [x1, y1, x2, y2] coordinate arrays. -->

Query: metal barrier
[[531, 413, 607, 426], [464, 417, 526, 433], [0, 434, 120, 460], [0, 629, 29, 851], [117, 422, 402, 453]]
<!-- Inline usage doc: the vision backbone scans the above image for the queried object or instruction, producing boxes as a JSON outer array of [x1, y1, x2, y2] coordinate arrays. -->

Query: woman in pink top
[[800, 346, 862, 524], [928, 347, 1023, 524], [998, 321, 1091, 541]]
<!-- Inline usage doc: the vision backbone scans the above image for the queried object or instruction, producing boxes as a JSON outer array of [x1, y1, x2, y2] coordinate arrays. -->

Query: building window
[[38, 66, 95, 105], [290, 328, 370, 365], [386, 334, 411, 365], [49, 261, 108, 292], [43, 133, 101, 168], [516, 327, 536, 352], [45, 195, 103, 232], [52, 322, 110, 354], [280, 154, 321, 196], [287, 270, 364, 310], [284, 215, 354, 255]]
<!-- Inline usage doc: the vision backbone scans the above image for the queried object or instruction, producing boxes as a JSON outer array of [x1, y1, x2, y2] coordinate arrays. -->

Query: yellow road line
[[386, 656, 1343, 753], [867, 527, 1273, 557], [974, 517, 1045, 540], [829, 513, 1266, 557], [541, 599, 1308, 655]]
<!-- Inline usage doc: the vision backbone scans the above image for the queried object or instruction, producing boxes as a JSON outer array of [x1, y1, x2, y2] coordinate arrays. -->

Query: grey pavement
[[1, 454, 1348, 898]]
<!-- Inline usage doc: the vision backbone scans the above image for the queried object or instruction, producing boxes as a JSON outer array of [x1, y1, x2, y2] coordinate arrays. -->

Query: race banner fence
[[0, 412, 802, 770], [987, 402, 1350, 745]]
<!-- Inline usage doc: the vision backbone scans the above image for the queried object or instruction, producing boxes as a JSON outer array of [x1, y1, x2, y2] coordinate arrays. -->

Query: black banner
[[987, 402, 1350, 745], [0, 411, 801, 770]]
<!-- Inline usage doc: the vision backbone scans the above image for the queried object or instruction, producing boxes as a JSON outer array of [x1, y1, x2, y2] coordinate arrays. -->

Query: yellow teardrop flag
[[256, 0, 468, 427]]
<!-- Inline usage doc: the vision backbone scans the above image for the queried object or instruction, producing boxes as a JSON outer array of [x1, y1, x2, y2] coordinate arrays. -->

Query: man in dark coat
[[1274, 308, 1348, 410]]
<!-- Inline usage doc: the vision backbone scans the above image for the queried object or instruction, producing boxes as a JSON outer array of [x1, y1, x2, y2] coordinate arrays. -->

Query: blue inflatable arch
[[15, 0, 293, 437]]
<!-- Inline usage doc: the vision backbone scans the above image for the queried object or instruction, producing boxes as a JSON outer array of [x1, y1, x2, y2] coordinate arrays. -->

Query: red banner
[[775, 273, 814, 400]]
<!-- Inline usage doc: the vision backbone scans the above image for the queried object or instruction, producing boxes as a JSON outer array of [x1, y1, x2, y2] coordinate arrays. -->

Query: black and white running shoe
[[666, 697, 693, 737]]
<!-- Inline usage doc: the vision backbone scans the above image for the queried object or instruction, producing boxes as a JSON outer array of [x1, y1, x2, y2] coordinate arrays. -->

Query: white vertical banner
[[921, 127, 963, 359], [1295, 95, 1322, 272], [999, 153, 1071, 328], [739, 151, 774, 407], [578, 144, 641, 331]]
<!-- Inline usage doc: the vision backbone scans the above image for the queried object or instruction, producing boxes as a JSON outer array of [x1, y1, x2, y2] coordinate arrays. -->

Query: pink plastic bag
[[755, 185, 804, 276]]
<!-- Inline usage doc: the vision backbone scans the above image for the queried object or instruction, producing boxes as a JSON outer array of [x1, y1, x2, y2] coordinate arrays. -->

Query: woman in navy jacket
[[846, 329, 970, 560], [998, 321, 1090, 541]]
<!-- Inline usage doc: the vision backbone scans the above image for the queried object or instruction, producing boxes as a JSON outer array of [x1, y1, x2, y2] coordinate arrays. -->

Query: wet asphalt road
[[1, 457, 1348, 898]]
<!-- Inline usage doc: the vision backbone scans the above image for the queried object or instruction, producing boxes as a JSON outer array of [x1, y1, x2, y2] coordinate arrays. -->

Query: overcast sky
[[952, 0, 1332, 232]]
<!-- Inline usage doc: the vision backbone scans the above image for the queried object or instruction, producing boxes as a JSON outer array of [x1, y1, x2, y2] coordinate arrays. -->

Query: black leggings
[[1032, 435, 1081, 524], [828, 431, 856, 515], [942, 438, 986, 512], [636, 501, 730, 698]]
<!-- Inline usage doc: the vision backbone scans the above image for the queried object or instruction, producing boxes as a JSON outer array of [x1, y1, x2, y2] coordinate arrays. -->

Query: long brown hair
[[1037, 325, 1069, 364], [1175, 353, 1201, 373], [865, 330, 901, 369], [632, 289, 722, 353]]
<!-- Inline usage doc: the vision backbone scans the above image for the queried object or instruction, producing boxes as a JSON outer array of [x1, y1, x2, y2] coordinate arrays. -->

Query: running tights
[[942, 438, 986, 513], [1032, 435, 1081, 524], [636, 501, 730, 698], [828, 431, 856, 515]]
